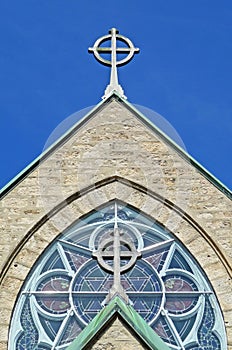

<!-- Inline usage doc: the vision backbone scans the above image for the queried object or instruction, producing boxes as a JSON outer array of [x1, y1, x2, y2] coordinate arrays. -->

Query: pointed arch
[[1, 176, 231, 349], [7, 199, 227, 349], [1, 176, 231, 285]]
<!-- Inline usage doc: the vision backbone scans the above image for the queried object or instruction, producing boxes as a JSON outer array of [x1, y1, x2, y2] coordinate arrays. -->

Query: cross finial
[[88, 28, 140, 99]]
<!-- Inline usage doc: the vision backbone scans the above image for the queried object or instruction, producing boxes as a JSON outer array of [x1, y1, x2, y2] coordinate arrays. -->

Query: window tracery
[[9, 201, 226, 350]]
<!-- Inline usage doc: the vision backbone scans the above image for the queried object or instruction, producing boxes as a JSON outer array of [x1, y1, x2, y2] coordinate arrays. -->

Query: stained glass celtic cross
[[93, 203, 141, 303], [88, 28, 139, 99]]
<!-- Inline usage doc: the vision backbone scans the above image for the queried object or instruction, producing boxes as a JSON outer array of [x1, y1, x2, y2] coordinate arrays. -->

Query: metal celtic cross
[[88, 28, 139, 99]]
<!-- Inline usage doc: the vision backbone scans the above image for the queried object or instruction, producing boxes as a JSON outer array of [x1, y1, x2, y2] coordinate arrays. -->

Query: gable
[[1, 93, 231, 200], [83, 316, 151, 350], [0, 93, 231, 350], [66, 297, 170, 350], [1, 94, 231, 273]]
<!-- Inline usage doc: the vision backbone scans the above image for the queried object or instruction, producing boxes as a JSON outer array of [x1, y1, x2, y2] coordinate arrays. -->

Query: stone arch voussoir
[[0, 176, 231, 349]]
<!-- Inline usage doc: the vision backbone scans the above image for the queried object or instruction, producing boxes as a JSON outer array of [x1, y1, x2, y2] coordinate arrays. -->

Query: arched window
[[9, 201, 227, 350]]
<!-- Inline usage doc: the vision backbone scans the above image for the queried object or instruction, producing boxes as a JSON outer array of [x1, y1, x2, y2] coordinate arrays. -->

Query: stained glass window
[[9, 201, 227, 350]]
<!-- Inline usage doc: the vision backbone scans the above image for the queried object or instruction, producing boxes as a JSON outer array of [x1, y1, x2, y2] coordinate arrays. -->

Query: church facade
[[0, 30, 231, 350]]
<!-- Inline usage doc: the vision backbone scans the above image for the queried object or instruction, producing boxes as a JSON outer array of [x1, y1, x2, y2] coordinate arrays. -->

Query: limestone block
[[0, 97, 231, 350]]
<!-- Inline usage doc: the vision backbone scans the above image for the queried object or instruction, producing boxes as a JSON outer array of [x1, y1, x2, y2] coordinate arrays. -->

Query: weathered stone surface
[[84, 316, 150, 350], [0, 98, 231, 349], [0, 342, 7, 350]]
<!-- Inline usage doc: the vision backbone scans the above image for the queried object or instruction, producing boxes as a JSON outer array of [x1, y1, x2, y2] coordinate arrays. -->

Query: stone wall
[[84, 316, 150, 350], [0, 97, 231, 349]]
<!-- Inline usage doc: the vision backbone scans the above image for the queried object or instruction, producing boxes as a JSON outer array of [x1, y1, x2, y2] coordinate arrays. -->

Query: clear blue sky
[[0, 1, 231, 190]]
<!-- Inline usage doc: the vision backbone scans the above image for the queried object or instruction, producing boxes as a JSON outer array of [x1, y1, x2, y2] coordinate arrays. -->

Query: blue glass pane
[[126, 261, 162, 292], [173, 314, 197, 341], [196, 298, 220, 350], [170, 250, 193, 273], [73, 295, 106, 323], [16, 299, 38, 350], [41, 250, 64, 273], [142, 232, 165, 247], [131, 296, 162, 322], [73, 263, 109, 292], [38, 315, 62, 341]]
